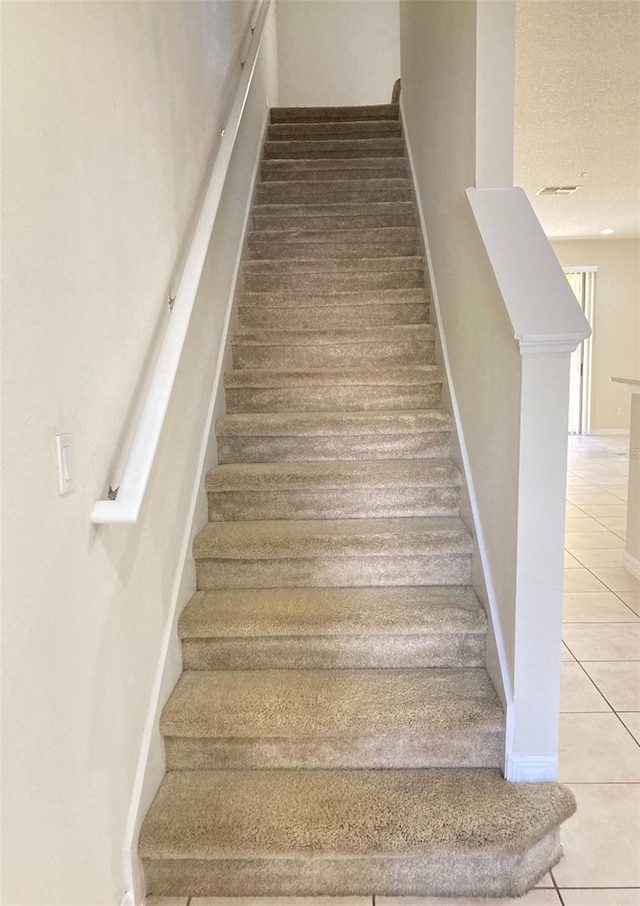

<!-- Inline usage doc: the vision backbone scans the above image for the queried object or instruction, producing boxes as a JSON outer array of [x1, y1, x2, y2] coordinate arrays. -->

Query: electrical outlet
[[617, 407, 625, 417]]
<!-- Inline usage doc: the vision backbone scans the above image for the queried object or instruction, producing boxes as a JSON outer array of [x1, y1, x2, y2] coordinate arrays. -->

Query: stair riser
[[232, 339, 433, 369], [217, 433, 451, 464], [224, 384, 442, 414], [142, 830, 562, 898], [256, 184, 412, 204], [195, 554, 472, 589], [164, 730, 503, 771], [207, 487, 460, 521], [263, 139, 405, 159], [243, 272, 424, 292], [238, 303, 429, 330], [248, 239, 419, 260], [253, 212, 416, 231], [270, 105, 399, 123], [261, 165, 409, 182], [268, 122, 402, 139], [181, 633, 486, 671]]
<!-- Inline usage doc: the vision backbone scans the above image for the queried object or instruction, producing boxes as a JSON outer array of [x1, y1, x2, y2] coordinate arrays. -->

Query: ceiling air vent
[[536, 185, 581, 196]]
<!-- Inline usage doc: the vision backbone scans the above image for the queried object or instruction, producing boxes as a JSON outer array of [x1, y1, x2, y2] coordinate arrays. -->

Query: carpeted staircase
[[139, 102, 575, 899]]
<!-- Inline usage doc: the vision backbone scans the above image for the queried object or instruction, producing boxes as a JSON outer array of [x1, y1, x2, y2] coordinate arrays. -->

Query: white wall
[[551, 239, 640, 433], [276, 0, 400, 106], [0, 3, 278, 904]]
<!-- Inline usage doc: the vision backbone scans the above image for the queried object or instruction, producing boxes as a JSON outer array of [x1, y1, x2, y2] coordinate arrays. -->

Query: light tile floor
[[148, 436, 640, 906]]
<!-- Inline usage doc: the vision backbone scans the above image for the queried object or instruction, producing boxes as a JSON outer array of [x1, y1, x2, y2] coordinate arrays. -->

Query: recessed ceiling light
[[600, 228, 615, 235]]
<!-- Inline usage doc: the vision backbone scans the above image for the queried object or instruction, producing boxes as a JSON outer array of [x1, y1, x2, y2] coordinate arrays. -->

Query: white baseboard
[[506, 753, 559, 783], [399, 98, 515, 770], [589, 428, 630, 436], [623, 551, 640, 579], [120, 108, 269, 906]]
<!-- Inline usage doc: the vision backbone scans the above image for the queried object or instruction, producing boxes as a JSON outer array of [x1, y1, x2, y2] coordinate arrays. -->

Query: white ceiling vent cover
[[536, 185, 582, 196]]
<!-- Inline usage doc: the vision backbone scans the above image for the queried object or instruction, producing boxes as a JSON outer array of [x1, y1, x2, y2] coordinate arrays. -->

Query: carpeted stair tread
[[178, 586, 487, 671], [205, 459, 460, 493], [247, 238, 418, 261], [205, 457, 460, 520], [224, 364, 441, 389], [231, 324, 433, 368], [238, 301, 428, 329], [261, 159, 409, 181], [252, 201, 416, 231], [223, 366, 443, 415], [248, 225, 417, 244], [139, 766, 575, 866], [262, 137, 406, 159], [216, 410, 452, 463], [270, 104, 400, 123], [238, 288, 428, 307], [256, 177, 412, 204], [159, 668, 504, 769], [216, 409, 452, 437], [231, 324, 432, 346], [237, 288, 429, 330], [193, 516, 472, 561], [246, 227, 420, 265], [179, 586, 485, 639], [262, 156, 407, 172], [206, 459, 460, 521], [243, 254, 424, 274], [243, 264, 424, 293], [268, 120, 402, 140]]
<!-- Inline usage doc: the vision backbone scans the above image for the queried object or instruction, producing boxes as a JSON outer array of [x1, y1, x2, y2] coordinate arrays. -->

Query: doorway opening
[[565, 266, 596, 435]]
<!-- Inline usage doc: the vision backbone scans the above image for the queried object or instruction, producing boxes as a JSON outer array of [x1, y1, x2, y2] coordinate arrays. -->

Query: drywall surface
[[399, 0, 520, 711], [551, 239, 640, 432], [276, 0, 400, 106], [0, 2, 277, 904]]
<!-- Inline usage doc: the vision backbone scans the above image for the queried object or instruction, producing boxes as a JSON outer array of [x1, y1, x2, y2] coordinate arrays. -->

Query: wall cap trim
[[466, 187, 591, 360]]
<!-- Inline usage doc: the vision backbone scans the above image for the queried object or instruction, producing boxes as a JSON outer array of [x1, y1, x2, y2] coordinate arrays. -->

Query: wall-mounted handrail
[[91, 0, 271, 525]]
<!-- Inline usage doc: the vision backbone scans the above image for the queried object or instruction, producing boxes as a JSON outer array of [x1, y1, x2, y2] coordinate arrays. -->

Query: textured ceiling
[[514, 0, 640, 239]]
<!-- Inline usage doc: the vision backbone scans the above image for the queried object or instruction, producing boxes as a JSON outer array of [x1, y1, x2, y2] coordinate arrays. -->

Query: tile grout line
[[566, 505, 626, 541], [571, 658, 640, 748], [564, 474, 639, 616], [566, 553, 639, 617], [551, 869, 566, 905]]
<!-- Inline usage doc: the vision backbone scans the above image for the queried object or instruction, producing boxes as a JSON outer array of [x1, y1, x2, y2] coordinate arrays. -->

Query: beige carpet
[[139, 101, 575, 898]]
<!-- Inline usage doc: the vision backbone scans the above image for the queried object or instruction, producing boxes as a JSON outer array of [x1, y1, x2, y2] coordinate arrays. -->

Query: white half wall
[[400, 0, 520, 721], [400, 0, 586, 780], [276, 0, 400, 106], [0, 3, 278, 904]]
